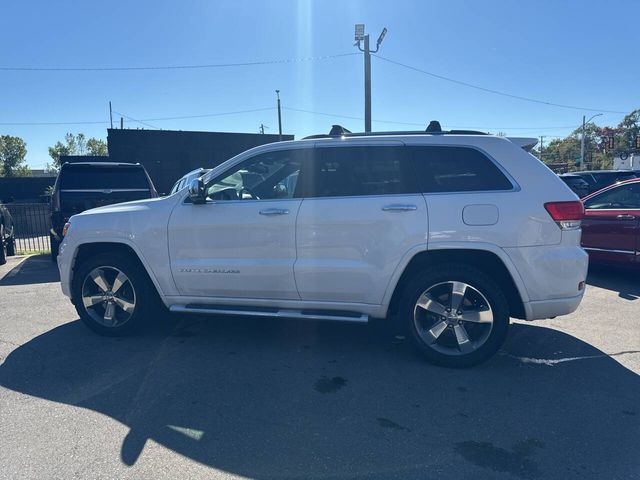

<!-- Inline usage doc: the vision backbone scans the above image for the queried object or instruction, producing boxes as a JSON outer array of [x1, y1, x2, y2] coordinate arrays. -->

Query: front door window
[[206, 150, 304, 201]]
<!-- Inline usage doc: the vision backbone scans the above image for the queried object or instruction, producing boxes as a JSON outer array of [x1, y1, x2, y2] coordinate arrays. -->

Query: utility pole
[[109, 101, 113, 129], [120, 117, 123, 129], [275, 90, 282, 141], [355, 24, 387, 132], [580, 113, 603, 170], [580, 116, 585, 171]]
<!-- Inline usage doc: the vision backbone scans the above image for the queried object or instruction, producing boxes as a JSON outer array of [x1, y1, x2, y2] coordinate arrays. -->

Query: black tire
[[6, 235, 16, 256], [50, 234, 59, 262], [0, 224, 7, 266], [399, 263, 510, 368], [72, 252, 159, 336]]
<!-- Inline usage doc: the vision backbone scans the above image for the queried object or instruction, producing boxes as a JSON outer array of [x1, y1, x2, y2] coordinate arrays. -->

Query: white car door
[[168, 147, 310, 300], [295, 142, 428, 304]]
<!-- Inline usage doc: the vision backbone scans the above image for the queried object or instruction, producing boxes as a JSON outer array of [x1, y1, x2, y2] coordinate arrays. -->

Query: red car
[[581, 178, 640, 266]]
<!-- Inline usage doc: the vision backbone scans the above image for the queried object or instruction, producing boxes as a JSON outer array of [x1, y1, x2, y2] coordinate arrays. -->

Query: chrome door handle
[[616, 214, 636, 220], [382, 204, 418, 212], [259, 208, 289, 216]]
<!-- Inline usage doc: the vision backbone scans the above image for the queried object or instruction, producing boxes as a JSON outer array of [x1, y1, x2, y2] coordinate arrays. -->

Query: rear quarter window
[[407, 146, 513, 193], [60, 166, 151, 190]]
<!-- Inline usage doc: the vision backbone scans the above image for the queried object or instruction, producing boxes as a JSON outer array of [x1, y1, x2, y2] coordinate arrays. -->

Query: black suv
[[570, 170, 637, 194], [558, 173, 590, 198], [50, 162, 157, 260], [0, 198, 16, 265]]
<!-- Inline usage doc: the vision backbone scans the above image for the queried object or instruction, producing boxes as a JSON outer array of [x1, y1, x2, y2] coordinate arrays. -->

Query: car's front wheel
[[6, 234, 15, 256], [72, 252, 157, 335], [50, 234, 59, 262], [400, 264, 510, 368], [0, 224, 7, 265]]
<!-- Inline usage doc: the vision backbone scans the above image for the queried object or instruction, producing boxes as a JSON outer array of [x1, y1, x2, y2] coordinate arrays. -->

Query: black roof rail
[[303, 122, 488, 140]]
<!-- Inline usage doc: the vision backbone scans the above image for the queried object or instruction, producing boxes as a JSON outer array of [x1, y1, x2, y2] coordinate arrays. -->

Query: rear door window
[[407, 146, 513, 193], [307, 146, 418, 198], [60, 166, 150, 190]]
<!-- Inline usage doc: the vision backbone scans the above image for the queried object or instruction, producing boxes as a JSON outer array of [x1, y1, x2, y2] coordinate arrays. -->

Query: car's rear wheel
[[72, 252, 157, 335], [399, 264, 509, 368]]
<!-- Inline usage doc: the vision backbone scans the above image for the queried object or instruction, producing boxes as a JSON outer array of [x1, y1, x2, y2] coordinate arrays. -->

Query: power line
[[0, 105, 589, 132], [121, 107, 275, 122], [0, 119, 110, 126], [0, 107, 275, 126], [373, 54, 628, 115], [0, 53, 359, 72], [113, 111, 160, 130], [283, 107, 581, 131]]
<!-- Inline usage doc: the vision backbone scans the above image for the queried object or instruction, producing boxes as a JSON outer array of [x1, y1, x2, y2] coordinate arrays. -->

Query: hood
[[74, 194, 179, 218]]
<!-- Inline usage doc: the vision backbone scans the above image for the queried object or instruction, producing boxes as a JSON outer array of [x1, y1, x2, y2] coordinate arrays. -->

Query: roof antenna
[[426, 120, 442, 133]]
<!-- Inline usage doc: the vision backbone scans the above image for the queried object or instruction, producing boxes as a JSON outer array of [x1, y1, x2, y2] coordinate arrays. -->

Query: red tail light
[[544, 201, 584, 230]]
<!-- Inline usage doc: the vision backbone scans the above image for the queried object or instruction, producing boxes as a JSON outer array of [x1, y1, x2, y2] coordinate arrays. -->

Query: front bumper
[[57, 236, 73, 299]]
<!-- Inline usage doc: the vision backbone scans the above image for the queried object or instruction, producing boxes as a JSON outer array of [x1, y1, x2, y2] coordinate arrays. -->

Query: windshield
[[60, 166, 150, 190]]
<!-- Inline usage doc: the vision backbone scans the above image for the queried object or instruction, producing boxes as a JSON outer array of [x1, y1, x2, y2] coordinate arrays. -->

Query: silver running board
[[169, 305, 369, 323]]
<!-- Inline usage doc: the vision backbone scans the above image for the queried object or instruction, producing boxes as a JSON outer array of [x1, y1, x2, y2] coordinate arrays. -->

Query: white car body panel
[[295, 194, 428, 304], [168, 198, 302, 299], [58, 134, 588, 322]]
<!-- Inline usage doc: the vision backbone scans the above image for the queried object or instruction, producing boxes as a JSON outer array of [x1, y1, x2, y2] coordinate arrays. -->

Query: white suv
[[57, 125, 588, 367]]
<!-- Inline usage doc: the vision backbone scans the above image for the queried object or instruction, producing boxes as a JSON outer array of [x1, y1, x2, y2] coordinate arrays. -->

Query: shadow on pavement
[[1, 314, 638, 479], [586, 265, 640, 300], [0, 254, 59, 286]]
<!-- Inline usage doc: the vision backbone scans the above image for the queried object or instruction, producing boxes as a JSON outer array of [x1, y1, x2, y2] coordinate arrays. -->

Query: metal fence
[[6, 203, 51, 254]]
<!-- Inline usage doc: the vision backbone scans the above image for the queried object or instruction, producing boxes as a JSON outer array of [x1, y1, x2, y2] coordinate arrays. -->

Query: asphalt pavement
[[0, 255, 638, 479]]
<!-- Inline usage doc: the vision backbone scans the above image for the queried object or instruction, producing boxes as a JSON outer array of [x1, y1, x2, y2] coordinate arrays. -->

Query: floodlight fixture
[[376, 27, 387, 47]]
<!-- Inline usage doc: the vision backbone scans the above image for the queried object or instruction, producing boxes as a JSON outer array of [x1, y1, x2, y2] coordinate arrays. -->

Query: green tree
[[0, 135, 30, 177], [86, 137, 108, 156], [47, 133, 108, 170], [538, 108, 640, 172]]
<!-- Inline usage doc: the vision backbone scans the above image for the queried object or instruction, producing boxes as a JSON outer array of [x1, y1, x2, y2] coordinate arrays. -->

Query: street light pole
[[363, 34, 371, 133], [275, 90, 282, 141], [356, 25, 387, 132], [580, 113, 603, 170]]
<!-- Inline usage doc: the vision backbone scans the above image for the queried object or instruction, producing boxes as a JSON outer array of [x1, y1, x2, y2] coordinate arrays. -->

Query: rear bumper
[[504, 243, 588, 320], [523, 293, 584, 320]]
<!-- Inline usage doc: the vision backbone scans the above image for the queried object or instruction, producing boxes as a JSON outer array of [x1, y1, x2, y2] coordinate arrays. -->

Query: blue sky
[[1, 0, 638, 168]]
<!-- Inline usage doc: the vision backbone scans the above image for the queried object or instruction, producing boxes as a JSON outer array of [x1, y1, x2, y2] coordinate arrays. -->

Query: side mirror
[[188, 178, 206, 204]]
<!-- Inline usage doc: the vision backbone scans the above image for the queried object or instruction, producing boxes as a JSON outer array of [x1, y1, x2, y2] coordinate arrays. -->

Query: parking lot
[[0, 255, 638, 479]]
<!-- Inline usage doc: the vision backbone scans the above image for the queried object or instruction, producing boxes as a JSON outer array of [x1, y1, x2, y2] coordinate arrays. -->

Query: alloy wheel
[[413, 281, 494, 356], [81, 266, 137, 328]]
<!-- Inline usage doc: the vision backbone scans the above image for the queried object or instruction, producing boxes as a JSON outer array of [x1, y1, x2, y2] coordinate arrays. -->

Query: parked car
[[169, 168, 210, 195], [570, 170, 637, 194], [57, 124, 588, 368], [0, 197, 16, 265], [581, 177, 640, 266], [558, 173, 590, 198], [50, 162, 158, 261]]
